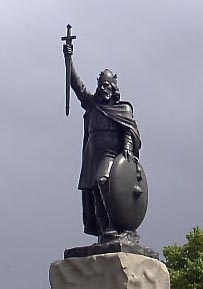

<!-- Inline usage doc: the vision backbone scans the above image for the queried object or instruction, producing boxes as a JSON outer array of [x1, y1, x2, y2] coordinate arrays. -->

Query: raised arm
[[63, 44, 92, 110]]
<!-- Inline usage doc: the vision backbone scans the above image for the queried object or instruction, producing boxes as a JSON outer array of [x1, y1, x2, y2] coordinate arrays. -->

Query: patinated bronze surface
[[61, 25, 76, 116], [109, 154, 148, 233], [62, 26, 148, 244]]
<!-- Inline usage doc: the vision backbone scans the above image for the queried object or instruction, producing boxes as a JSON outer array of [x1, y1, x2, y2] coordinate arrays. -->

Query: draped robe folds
[[78, 102, 141, 189], [70, 64, 141, 236]]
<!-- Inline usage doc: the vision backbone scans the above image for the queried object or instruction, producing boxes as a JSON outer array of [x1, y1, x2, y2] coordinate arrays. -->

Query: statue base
[[50, 253, 170, 289], [64, 232, 159, 259]]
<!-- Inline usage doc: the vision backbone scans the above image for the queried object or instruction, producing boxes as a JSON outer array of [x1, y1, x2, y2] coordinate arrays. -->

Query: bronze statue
[[62, 26, 148, 243]]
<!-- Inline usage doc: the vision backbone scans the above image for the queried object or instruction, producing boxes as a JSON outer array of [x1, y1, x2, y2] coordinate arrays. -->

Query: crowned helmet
[[97, 69, 117, 85]]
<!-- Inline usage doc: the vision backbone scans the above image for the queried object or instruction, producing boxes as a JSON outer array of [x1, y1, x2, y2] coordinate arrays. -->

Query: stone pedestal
[[49, 253, 170, 289], [64, 233, 159, 260]]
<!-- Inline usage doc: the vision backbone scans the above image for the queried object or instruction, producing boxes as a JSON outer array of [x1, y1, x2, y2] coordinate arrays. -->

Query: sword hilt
[[61, 24, 76, 45]]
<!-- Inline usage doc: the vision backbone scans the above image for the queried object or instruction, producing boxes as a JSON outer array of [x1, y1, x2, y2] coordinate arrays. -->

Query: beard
[[98, 89, 112, 103]]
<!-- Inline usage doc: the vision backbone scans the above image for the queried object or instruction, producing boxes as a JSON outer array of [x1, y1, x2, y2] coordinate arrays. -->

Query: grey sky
[[1, 0, 203, 288]]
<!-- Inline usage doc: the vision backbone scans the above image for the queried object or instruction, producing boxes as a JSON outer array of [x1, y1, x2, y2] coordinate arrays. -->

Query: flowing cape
[[95, 102, 141, 157]]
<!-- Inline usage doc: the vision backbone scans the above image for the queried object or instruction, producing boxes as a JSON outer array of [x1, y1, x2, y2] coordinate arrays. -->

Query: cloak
[[78, 101, 141, 190], [79, 101, 141, 236]]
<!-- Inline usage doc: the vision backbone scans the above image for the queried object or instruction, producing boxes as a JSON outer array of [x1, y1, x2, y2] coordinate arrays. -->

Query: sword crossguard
[[61, 24, 76, 45]]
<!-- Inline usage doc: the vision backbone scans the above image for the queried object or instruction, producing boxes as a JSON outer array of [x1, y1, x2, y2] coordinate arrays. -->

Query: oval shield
[[109, 154, 148, 232]]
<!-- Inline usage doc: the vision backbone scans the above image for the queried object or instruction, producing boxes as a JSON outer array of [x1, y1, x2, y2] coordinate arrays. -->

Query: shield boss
[[109, 154, 148, 232]]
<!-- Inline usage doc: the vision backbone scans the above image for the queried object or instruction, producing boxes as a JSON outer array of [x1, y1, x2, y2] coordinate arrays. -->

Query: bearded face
[[96, 81, 113, 104]]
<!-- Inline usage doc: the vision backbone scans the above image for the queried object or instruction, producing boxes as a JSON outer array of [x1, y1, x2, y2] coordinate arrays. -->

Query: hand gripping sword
[[61, 24, 76, 116]]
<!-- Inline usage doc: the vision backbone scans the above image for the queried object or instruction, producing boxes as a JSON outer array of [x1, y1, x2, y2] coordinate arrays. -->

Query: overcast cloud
[[0, 0, 203, 288]]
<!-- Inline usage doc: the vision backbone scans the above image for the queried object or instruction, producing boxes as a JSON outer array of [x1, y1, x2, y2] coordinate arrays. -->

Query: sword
[[61, 24, 76, 116]]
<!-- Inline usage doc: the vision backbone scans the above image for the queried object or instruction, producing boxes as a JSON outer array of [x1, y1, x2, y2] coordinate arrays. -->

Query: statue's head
[[95, 69, 120, 104]]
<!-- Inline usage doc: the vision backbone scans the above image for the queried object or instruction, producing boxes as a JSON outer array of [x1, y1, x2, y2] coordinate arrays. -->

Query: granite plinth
[[50, 252, 170, 289]]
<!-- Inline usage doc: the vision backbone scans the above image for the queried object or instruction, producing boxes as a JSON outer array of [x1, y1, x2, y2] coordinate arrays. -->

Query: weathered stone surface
[[49, 253, 170, 289]]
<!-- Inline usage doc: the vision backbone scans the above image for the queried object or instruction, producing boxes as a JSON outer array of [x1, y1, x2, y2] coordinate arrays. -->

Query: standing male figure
[[63, 44, 142, 239]]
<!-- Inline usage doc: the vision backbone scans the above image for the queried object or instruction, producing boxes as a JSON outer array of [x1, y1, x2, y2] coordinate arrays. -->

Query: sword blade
[[61, 24, 76, 117], [65, 55, 71, 116]]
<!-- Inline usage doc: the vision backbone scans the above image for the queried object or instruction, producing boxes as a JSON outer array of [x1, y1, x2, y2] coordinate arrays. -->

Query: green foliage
[[163, 227, 203, 289]]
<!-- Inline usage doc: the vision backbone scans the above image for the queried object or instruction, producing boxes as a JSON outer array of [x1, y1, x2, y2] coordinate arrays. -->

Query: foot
[[102, 229, 118, 236], [98, 229, 118, 244]]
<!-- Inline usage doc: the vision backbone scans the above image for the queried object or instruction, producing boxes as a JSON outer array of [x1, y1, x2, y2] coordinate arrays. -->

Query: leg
[[97, 176, 116, 234], [95, 156, 117, 235], [82, 190, 99, 236], [93, 185, 109, 234]]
